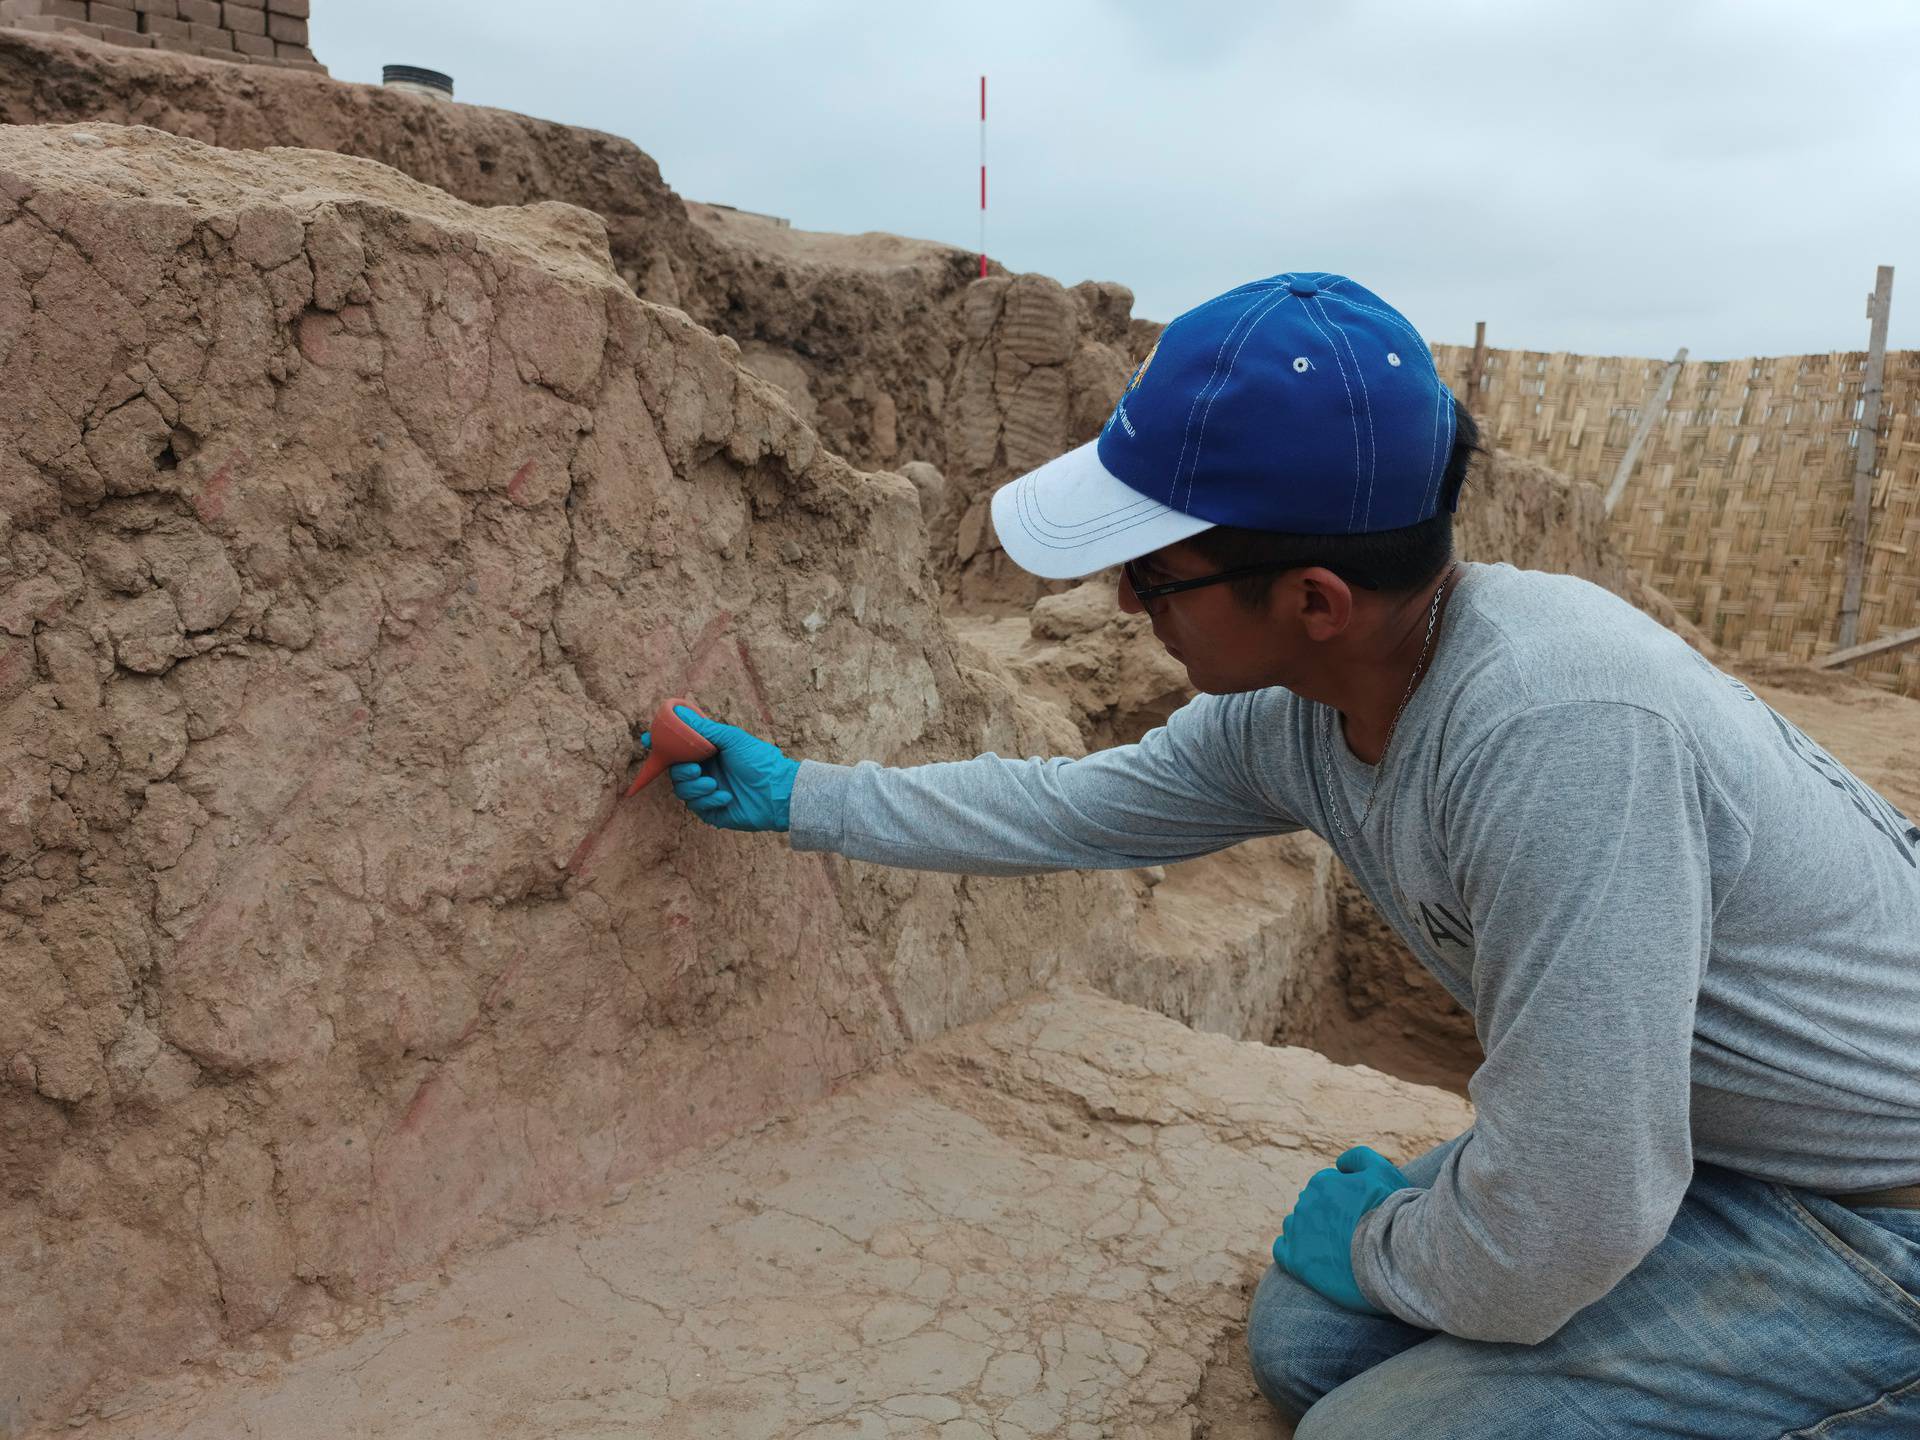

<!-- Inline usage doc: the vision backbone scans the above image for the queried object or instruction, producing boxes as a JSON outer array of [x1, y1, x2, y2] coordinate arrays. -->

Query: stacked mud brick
[[0, 0, 326, 72]]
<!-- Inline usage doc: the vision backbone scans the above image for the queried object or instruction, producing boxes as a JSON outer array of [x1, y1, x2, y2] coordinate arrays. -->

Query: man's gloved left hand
[[1272, 1144, 1411, 1316]]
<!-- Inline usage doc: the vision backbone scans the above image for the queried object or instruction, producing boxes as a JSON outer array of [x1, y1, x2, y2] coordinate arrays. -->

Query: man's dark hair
[[1183, 397, 1483, 605]]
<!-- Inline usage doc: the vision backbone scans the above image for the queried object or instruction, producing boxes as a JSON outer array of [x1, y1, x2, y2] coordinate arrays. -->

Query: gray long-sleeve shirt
[[788, 561, 1920, 1343]]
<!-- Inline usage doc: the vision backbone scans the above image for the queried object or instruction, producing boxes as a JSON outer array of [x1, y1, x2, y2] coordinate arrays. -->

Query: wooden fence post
[[1465, 321, 1487, 411], [1604, 346, 1687, 517], [1836, 264, 1894, 651]]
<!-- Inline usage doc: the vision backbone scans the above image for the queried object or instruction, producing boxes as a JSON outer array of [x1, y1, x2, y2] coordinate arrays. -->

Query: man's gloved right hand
[[640, 706, 800, 833], [1272, 1145, 1410, 1316]]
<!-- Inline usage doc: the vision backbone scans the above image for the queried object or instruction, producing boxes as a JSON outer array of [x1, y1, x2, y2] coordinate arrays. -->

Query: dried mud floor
[[61, 989, 1473, 1440]]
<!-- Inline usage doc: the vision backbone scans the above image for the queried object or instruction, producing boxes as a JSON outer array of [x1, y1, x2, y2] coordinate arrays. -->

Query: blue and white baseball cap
[[989, 272, 1460, 579]]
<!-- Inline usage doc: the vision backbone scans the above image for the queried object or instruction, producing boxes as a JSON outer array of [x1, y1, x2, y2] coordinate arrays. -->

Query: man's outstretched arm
[[656, 694, 1303, 875]]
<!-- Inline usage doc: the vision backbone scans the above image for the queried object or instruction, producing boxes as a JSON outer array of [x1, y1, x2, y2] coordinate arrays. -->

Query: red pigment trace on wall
[[505, 460, 535, 504], [192, 459, 235, 522]]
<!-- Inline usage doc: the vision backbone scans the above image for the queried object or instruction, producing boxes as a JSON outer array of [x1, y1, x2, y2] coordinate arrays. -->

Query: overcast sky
[[313, 1, 1920, 360]]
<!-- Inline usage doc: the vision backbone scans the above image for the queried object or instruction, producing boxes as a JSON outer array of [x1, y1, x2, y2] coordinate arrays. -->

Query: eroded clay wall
[[0, 125, 1153, 1430], [0, 29, 983, 484], [0, 31, 1720, 652]]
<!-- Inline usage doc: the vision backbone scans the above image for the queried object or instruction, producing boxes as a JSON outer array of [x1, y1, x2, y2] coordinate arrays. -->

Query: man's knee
[[1245, 1263, 1423, 1423], [1293, 1380, 1413, 1440], [1289, 1342, 1480, 1440]]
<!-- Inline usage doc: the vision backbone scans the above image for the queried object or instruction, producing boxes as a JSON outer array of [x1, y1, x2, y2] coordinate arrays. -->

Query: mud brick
[[0, 0, 48, 17], [98, 23, 152, 44], [147, 27, 193, 50], [139, 11, 184, 33], [272, 39, 312, 60], [184, 17, 224, 42], [262, 9, 298, 41], [2, 12, 61, 29], [36, 0, 86, 18], [52, 15, 102, 35], [265, 0, 303, 15], [131, 0, 175, 11], [196, 41, 239, 60], [89, 2, 136, 27], [230, 25, 270, 53], [219, 1, 258, 30], [173, 0, 213, 20]]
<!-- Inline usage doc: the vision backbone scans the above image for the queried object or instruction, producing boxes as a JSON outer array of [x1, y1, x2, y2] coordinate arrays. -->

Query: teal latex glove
[[1272, 1145, 1411, 1316], [639, 706, 800, 833]]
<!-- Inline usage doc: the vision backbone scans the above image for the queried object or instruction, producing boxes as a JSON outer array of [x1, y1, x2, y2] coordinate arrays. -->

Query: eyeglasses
[[1123, 558, 1381, 613]]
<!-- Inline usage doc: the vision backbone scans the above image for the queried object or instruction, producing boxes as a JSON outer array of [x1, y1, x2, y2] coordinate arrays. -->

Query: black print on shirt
[[1764, 707, 1919, 869], [1419, 900, 1476, 950], [1698, 653, 1920, 870]]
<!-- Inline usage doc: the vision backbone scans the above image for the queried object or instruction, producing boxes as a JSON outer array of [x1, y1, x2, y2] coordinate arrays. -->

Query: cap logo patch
[[1127, 340, 1160, 393]]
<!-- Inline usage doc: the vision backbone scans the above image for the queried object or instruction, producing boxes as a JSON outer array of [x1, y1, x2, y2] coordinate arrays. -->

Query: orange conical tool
[[625, 696, 718, 798]]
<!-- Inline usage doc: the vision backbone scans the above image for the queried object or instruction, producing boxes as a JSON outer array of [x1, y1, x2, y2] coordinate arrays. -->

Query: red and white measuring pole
[[978, 74, 987, 279]]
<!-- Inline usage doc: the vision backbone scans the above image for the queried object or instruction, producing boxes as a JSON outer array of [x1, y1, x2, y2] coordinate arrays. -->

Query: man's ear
[[1286, 567, 1358, 642]]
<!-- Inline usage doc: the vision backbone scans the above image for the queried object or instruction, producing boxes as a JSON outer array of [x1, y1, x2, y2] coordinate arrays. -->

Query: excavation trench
[[1301, 864, 1481, 1096]]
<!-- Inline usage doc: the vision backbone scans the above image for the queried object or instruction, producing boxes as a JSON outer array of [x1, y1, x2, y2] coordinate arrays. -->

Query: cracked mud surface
[[0, 29, 985, 484], [70, 988, 1473, 1439], [0, 124, 1191, 1431]]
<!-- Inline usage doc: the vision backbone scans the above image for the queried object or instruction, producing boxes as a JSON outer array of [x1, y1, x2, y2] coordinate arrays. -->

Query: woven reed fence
[[1428, 342, 1920, 696]]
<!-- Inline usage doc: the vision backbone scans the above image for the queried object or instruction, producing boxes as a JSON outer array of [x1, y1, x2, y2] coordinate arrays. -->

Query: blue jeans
[[1247, 1134, 1920, 1437]]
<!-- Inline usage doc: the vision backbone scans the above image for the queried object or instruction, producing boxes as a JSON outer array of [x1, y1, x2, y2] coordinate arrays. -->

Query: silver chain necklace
[[1322, 562, 1460, 840]]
